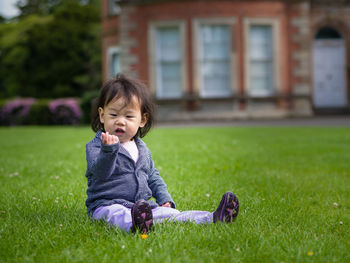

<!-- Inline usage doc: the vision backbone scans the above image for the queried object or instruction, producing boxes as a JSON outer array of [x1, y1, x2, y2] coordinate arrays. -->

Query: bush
[[80, 90, 99, 124], [27, 99, 52, 125], [0, 98, 36, 125], [0, 97, 84, 126], [49, 98, 82, 125]]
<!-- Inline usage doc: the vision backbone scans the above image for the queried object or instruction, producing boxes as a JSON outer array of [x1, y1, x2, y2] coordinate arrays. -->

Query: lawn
[[0, 126, 349, 262]]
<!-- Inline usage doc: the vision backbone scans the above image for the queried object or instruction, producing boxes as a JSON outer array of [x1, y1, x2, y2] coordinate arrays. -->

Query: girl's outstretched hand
[[101, 132, 119, 145]]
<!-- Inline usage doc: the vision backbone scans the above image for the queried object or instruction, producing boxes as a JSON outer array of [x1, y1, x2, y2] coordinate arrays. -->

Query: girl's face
[[98, 95, 148, 143]]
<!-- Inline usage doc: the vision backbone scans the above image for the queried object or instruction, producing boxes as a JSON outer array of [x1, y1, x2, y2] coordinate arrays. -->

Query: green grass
[[0, 126, 349, 262]]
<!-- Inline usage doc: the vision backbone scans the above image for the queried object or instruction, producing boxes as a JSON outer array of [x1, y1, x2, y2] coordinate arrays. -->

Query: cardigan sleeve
[[147, 159, 176, 208], [85, 140, 120, 181]]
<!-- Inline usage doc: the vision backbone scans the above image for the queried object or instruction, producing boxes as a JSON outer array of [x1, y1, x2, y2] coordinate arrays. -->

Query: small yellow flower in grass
[[141, 234, 148, 239], [307, 251, 314, 256], [339, 221, 343, 225]]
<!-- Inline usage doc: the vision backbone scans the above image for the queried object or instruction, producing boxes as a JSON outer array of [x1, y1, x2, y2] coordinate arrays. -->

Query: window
[[107, 47, 120, 78], [108, 0, 120, 16], [244, 18, 280, 97], [199, 25, 231, 97], [249, 25, 274, 96], [149, 21, 187, 99], [193, 18, 237, 98]]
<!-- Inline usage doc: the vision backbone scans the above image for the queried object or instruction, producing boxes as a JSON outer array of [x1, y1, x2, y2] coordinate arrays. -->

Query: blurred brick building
[[101, 0, 350, 121]]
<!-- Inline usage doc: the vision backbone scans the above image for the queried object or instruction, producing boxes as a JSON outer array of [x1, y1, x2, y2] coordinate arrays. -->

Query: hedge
[[0, 97, 93, 126]]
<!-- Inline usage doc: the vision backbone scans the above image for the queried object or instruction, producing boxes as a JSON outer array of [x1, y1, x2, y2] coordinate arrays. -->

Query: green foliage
[[27, 99, 52, 125], [17, 0, 53, 17], [0, 0, 101, 99], [80, 89, 99, 124], [0, 126, 349, 262]]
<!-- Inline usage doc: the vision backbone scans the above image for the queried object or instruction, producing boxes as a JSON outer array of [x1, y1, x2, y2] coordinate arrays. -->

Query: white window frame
[[108, 0, 121, 16], [107, 46, 121, 78], [192, 18, 237, 98], [148, 20, 187, 99], [244, 18, 281, 97]]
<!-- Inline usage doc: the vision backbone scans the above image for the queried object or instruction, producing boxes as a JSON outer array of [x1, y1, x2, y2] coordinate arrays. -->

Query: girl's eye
[[110, 114, 117, 117], [126, 116, 134, 118]]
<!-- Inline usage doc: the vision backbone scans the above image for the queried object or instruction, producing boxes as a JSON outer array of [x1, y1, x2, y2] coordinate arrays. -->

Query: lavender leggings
[[93, 204, 213, 232]]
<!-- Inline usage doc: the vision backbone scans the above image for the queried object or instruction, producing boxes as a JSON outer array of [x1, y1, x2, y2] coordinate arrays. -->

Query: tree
[[16, 0, 60, 17], [0, 0, 101, 98]]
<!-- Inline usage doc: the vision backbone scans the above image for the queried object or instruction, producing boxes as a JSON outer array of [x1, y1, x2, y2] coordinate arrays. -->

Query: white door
[[313, 39, 347, 108]]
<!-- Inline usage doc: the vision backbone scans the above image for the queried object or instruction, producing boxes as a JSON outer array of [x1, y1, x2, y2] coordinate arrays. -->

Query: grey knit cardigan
[[85, 130, 175, 215]]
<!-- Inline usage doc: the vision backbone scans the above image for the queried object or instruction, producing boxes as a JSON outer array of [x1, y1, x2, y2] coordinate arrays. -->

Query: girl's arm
[[86, 132, 119, 181], [148, 160, 175, 208]]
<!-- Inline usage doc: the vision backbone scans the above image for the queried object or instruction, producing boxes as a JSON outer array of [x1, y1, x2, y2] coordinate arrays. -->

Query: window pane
[[156, 27, 182, 98], [108, 49, 120, 78], [157, 27, 180, 61], [108, 0, 120, 15], [199, 25, 231, 97], [250, 61, 273, 96], [160, 62, 181, 97], [249, 25, 274, 95], [249, 25, 273, 60], [111, 53, 120, 77]]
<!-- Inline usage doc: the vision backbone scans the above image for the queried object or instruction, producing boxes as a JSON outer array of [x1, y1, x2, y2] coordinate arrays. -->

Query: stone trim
[[119, 5, 138, 77], [291, 2, 311, 97]]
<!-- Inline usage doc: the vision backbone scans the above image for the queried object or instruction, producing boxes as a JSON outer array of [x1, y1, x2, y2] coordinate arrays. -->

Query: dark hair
[[91, 74, 155, 138]]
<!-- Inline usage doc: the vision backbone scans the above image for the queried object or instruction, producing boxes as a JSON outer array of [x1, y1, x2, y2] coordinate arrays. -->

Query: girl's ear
[[98, 107, 105, 124], [140, 113, 148, 128]]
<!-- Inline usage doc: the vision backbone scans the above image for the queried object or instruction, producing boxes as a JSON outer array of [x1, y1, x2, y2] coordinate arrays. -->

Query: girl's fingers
[[102, 132, 119, 145], [101, 132, 106, 144]]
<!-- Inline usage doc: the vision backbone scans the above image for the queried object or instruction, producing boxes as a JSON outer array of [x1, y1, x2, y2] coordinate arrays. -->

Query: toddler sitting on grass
[[85, 74, 239, 233]]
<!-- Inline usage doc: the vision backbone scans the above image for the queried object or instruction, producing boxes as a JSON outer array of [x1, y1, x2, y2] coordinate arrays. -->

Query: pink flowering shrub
[[0, 98, 36, 125], [49, 98, 82, 125]]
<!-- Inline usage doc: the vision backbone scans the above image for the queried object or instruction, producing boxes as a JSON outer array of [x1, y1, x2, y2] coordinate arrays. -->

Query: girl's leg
[[151, 192, 239, 225], [152, 207, 213, 224], [152, 206, 181, 223], [93, 204, 133, 232]]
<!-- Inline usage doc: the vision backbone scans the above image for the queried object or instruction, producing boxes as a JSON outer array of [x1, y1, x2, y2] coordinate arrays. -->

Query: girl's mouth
[[115, 128, 125, 135]]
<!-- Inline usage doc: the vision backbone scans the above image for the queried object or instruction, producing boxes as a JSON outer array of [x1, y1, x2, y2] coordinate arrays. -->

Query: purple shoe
[[131, 200, 154, 233], [213, 192, 239, 223]]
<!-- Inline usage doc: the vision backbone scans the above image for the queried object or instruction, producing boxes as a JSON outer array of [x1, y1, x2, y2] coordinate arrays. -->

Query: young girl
[[85, 74, 239, 233]]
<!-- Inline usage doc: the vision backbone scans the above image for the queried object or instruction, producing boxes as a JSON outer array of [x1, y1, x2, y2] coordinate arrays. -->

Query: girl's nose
[[116, 116, 126, 125]]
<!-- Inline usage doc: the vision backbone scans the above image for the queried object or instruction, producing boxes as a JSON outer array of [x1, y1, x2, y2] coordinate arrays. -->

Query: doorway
[[312, 27, 347, 108]]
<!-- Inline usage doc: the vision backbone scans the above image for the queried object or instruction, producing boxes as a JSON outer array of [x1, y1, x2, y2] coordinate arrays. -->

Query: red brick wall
[[101, 0, 119, 83], [124, 1, 290, 98]]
